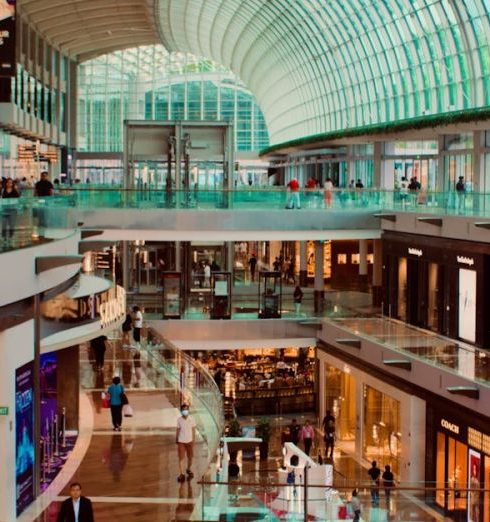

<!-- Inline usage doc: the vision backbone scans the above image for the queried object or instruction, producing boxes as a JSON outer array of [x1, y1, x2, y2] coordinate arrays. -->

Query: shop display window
[[362, 385, 401, 475], [427, 263, 440, 331], [436, 432, 446, 508], [484, 458, 490, 522], [324, 364, 356, 445], [447, 437, 467, 511], [351, 253, 360, 265], [397, 258, 407, 321], [366, 254, 374, 264]]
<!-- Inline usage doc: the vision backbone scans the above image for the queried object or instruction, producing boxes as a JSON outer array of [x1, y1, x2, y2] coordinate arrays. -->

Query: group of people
[[367, 460, 396, 506], [285, 177, 366, 210], [191, 259, 220, 288]]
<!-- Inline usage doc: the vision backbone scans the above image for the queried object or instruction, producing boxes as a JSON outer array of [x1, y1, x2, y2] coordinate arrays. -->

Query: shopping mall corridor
[[24, 335, 451, 522]]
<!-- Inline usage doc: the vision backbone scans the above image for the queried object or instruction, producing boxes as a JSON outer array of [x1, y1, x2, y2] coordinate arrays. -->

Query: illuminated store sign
[[408, 248, 423, 257], [100, 286, 126, 328], [456, 256, 474, 267], [441, 418, 460, 435]]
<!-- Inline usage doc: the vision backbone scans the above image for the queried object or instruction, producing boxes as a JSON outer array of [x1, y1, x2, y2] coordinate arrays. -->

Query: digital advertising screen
[[40, 352, 58, 438], [15, 361, 35, 516]]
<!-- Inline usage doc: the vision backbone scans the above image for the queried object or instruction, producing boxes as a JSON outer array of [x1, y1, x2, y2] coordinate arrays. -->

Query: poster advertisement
[[458, 268, 477, 343], [15, 361, 35, 516], [467, 449, 481, 522], [40, 352, 57, 438], [0, 0, 15, 77], [241, 425, 256, 460]]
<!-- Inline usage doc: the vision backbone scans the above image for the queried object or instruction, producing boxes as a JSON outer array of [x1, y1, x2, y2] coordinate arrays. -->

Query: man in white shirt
[[176, 404, 197, 482], [132, 305, 143, 346], [57, 482, 94, 522]]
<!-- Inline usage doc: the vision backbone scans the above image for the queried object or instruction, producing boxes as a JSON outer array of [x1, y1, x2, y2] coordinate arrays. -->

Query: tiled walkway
[[27, 340, 449, 522]]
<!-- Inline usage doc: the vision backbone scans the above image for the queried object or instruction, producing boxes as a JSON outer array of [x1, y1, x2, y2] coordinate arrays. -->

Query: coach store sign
[[440, 418, 460, 435]]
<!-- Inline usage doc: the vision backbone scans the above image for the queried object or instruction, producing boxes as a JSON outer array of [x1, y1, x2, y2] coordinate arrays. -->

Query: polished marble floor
[[30, 337, 450, 522]]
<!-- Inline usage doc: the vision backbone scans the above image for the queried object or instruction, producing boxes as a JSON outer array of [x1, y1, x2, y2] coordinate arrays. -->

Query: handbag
[[121, 392, 129, 405], [101, 392, 110, 409], [123, 404, 133, 417]]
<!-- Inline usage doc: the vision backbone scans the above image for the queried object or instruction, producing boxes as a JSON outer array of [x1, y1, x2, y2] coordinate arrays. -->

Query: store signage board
[[441, 418, 460, 435], [0, 406, 8, 415], [456, 255, 474, 267], [408, 247, 423, 257]]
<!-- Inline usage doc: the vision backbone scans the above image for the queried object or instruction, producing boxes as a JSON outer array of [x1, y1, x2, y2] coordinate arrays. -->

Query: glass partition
[[145, 328, 225, 459]]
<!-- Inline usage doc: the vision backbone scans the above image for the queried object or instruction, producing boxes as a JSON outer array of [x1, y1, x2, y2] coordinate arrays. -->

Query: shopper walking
[[322, 410, 335, 459], [382, 464, 395, 503], [293, 285, 303, 315], [350, 489, 361, 521], [300, 419, 314, 456], [1, 178, 20, 242], [248, 253, 257, 282], [289, 418, 301, 446], [324, 177, 334, 207], [285, 178, 301, 209], [176, 404, 197, 482], [57, 482, 94, 522], [90, 335, 107, 371], [368, 460, 381, 506], [107, 376, 125, 431], [132, 305, 143, 346]]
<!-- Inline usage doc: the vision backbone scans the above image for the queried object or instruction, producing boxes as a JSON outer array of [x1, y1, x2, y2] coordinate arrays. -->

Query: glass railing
[[6, 187, 490, 220], [329, 317, 490, 387], [142, 327, 224, 459], [10, 187, 490, 218], [0, 198, 76, 252], [196, 477, 489, 521]]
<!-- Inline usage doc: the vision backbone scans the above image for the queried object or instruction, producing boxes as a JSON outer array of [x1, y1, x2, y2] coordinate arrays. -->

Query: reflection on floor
[[33, 339, 447, 522]]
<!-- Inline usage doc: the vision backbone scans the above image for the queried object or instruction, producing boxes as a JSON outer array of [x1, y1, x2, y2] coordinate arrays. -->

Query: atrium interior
[[0, 1, 489, 522]]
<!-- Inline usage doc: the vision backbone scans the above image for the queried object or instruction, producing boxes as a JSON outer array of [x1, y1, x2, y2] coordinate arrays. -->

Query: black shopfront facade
[[426, 400, 490, 521], [382, 232, 490, 347]]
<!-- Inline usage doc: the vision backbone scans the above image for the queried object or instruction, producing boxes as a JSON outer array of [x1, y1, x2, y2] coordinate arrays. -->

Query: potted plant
[[255, 418, 271, 460]]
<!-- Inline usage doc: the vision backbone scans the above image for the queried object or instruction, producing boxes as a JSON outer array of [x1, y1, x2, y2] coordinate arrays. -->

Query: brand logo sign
[[441, 418, 460, 435], [457, 256, 474, 267], [408, 248, 423, 257], [100, 286, 126, 328]]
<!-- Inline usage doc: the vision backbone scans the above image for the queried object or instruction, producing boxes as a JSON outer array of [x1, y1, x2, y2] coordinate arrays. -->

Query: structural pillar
[[314, 241, 324, 314], [358, 239, 368, 291], [372, 239, 382, 306], [57, 345, 80, 430], [175, 241, 181, 272], [299, 241, 308, 287], [122, 240, 130, 292], [226, 241, 234, 273]]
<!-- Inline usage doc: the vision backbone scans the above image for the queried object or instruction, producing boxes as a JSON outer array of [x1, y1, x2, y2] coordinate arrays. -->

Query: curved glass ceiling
[[157, 0, 490, 146]]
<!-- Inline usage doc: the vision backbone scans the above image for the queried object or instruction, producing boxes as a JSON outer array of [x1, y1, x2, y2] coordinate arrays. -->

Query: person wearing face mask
[[176, 404, 197, 482]]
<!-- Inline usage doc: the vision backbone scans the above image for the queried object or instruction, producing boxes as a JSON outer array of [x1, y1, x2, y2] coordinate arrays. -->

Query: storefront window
[[324, 364, 356, 444], [436, 432, 446, 508], [484, 457, 490, 522], [362, 385, 401, 474], [397, 258, 407, 321], [427, 263, 440, 331], [447, 437, 467, 511]]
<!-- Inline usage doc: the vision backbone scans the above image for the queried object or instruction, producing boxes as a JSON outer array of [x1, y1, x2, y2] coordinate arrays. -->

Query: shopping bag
[[338, 505, 348, 520], [101, 392, 110, 409], [123, 404, 133, 417]]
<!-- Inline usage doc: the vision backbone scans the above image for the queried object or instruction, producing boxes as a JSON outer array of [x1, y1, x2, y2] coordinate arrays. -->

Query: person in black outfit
[[368, 461, 381, 505], [322, 410, 335, 459], [248, 253, 257, 282], [57, 482, 94, 522], [90, 335, 107, 371], [289, 418, 301, 446], [1, 178, 20, 241], [382, 464, 395, 503], [34, 171, 54, 197]]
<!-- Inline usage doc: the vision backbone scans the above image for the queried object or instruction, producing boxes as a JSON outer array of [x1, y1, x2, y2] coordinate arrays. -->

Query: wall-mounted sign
[[408, 247, 423, 257], [99, 286, 126, 328], [441, 418, 460, 435], [456, 255, 474, 267], [0, 405, 8, 415]]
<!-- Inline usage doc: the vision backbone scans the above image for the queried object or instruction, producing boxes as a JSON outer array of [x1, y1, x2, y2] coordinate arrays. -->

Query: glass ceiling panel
[[155, 0, 490, 147]]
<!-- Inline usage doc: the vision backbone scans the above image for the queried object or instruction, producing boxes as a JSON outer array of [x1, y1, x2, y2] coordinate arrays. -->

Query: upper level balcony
[[4, 187, 490, 242]]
